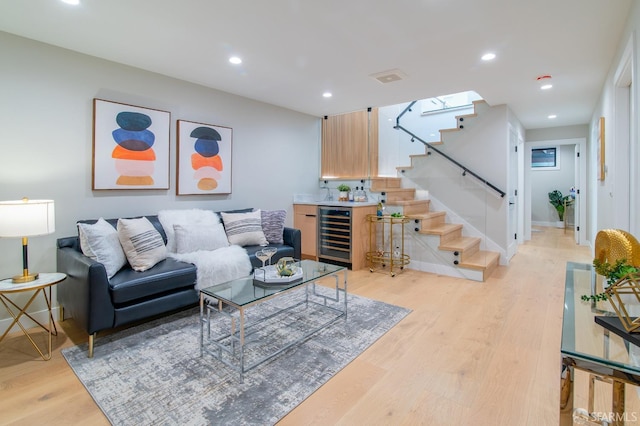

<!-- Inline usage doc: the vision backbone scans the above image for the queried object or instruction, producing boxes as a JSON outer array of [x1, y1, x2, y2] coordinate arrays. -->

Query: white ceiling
[[0, 0, 632, 129]]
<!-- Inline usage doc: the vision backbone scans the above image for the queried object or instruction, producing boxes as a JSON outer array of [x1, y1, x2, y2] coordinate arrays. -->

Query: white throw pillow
[[174, 222, 229, 254], [78, 218, 127, 278], [158, 209, 220, 253], [117, 217, 167, 272], [220, 210, 268, 247]]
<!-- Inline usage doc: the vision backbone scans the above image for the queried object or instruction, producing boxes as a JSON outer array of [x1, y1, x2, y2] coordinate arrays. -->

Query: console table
[[0, 272, 67, 360], [561, 262, 640, 425]]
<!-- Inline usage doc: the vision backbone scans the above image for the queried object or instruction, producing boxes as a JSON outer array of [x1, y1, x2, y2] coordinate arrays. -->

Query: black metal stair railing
[[395, 100, 506, 198]]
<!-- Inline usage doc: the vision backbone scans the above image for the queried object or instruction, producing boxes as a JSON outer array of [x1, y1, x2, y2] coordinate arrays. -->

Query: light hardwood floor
[[0, 227, 600, 425]]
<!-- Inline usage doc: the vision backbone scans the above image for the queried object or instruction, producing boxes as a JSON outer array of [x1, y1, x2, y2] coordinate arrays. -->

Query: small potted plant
[[337, 184, 350, 201]]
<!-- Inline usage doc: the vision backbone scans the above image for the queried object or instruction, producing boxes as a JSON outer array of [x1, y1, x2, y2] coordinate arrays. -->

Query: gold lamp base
[[12, 272, 39, 284]]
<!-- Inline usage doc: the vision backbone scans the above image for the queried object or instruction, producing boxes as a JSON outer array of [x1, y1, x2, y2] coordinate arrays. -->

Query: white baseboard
[[532, 220, 564, 228], [0, 306, 59, 336]]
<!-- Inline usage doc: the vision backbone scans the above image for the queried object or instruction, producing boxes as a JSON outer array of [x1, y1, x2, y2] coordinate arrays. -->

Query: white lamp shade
[[0, 199, 55, 237]]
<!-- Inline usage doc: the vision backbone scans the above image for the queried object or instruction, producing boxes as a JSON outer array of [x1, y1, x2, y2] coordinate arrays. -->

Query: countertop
[[293, 200, 378, 207]]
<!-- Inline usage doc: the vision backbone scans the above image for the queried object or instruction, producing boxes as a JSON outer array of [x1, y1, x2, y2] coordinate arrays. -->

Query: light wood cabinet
[[350, 205, 377, 270], [321, 108, 378, 178], [296, 203, 375, 270], [294, 204, 318, 260]]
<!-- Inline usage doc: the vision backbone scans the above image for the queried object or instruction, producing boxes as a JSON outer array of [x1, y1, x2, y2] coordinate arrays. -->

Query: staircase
[[369, 100, 502, 282], [370, 177, 500, 281]]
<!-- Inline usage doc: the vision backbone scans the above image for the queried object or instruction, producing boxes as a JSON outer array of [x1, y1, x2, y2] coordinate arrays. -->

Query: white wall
[[377, 103, 421, 176], [0, 32, 321, 320], [526, 125, 588, 142], [589, 1, 640, 243], [377, 102, 474, 177], [530, 145, 575, 225]]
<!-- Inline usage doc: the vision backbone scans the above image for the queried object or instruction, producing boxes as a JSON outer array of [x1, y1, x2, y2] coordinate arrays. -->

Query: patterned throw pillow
[[78, 218, 127, 278], [220, 210, 268, 247], [261, 209, 286, 244], [117, 217, 167, 271]]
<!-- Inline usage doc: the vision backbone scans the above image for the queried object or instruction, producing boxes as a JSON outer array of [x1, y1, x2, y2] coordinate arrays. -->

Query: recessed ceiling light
[[229, 56, 242, 65], [541, 84, 553, 90], [548, 114, 557, 119], [61, 0, 80, 4], [323, 92, 332, 98], [481, 53, 496, 61]]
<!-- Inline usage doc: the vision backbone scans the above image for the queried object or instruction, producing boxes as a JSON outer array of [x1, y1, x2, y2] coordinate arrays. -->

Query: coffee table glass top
[[200, 260, 345, 307], [561, 261, 640, 375]]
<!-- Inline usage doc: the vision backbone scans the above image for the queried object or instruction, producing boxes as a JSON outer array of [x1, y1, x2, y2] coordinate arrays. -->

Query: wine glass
[[262, 247, 278, 265], [255, 249, 269, 268]]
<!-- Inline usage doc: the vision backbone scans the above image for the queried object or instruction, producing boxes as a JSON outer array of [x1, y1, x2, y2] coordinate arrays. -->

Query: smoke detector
[[370, 69, 407, 84]]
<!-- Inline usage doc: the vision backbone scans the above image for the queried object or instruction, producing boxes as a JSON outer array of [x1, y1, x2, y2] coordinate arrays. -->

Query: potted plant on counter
[[337, 184, 350, 201]]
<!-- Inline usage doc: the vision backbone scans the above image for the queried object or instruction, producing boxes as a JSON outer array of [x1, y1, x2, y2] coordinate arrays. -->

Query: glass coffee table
[[199, 260, 347, 380]]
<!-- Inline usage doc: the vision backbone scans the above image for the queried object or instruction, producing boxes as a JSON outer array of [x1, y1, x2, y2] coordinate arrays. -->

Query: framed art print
[[92, 99, 170, 190], [597, 116, 605, 181], [176, 120, 232, 195]]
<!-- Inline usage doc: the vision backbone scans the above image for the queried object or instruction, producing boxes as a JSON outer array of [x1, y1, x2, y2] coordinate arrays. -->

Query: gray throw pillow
[[261, 209, 286, 244], [78, 218, 127, 278]]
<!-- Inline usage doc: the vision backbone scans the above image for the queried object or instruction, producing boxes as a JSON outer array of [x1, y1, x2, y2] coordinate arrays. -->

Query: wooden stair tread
[[406, 211, 444, 220], [440, 128, 460, 134], [421, 223, 463, 235], [387, 199, 429, 206], [458, 251, 500, 271], [370, 177, 401, 190], [381, 188, 415, 194], [438, 236, 479, 251]]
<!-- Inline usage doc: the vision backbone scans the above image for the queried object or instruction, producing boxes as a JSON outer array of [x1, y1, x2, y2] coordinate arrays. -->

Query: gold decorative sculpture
[[594, 229, 640, 267], [594, 229, 640, 332]]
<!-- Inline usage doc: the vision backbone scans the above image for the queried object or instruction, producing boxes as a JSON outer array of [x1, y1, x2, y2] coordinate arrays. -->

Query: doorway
[[524, 138, 587, 245]]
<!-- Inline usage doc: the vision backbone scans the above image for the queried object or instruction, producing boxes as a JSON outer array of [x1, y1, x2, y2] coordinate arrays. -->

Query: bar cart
[[366, 214, 410, 276]]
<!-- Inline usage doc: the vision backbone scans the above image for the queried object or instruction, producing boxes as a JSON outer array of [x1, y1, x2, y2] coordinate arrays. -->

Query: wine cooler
[[318, 207, 352, 265]]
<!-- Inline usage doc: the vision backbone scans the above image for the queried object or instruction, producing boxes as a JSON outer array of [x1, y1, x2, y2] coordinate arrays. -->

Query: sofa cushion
[[174, 222, 229, 254], [261, 209, 286, 244], [109, 258, 197, 305], [77, 218, 127, 278], [117, 217, 167, 271], [158, 209, 220, 253], [220, 210, 268, 247]]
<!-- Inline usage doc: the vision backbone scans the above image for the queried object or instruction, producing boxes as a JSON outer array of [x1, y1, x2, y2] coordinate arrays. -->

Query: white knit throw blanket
[[169, 245, 252, 291]]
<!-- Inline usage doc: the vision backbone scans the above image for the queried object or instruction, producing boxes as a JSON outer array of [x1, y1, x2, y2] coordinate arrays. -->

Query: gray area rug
[[62, 287, 411, 425]]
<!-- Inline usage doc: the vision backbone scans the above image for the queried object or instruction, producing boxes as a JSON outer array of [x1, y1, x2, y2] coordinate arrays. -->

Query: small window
[[531, 147, 557, 168]]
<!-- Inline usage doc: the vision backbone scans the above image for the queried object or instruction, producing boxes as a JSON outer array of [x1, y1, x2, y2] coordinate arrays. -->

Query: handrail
[[395, 101, 506, 198]]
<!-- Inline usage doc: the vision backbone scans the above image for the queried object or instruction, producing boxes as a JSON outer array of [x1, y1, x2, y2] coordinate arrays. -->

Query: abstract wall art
[[93, 99, 170, 190], [177, 120, 232, 195]]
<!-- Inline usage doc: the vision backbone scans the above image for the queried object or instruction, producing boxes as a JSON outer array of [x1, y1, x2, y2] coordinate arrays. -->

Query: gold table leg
[[0, 287, 56, 360]]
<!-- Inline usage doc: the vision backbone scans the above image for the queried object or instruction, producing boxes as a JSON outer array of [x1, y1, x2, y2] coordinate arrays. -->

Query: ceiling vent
[[370, 69, 407, 84]]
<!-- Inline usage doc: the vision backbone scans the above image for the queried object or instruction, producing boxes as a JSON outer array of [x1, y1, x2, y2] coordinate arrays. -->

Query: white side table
[[0, 272, 67, 360]]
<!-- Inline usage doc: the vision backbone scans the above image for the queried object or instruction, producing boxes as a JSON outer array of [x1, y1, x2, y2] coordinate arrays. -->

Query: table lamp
[[0, 198, 55, 283]]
